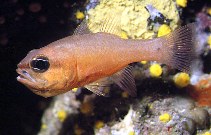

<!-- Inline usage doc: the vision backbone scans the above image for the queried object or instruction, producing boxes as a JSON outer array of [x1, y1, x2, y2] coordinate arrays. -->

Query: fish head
[[16, 47, 77, 98]]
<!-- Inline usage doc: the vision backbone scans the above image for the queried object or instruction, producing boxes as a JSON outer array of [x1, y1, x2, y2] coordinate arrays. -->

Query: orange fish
[[16, 18, 196, 98]]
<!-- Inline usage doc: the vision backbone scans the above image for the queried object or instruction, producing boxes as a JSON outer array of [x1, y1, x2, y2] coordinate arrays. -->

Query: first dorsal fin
[[73, 20, 91, 35], [74, 10, 122, 36], [111, 66, 137, 97], [88, 11, 122, 35]]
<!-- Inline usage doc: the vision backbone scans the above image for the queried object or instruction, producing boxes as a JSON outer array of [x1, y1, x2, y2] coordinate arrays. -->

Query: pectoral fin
[[84, 77, 112, 97], [111, 66, 137, 97]]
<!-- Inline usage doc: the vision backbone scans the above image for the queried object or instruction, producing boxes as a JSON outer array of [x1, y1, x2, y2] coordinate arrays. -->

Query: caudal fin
[[163, 23, 197, 73]]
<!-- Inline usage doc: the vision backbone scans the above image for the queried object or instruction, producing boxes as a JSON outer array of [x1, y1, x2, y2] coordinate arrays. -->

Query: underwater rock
[[87, 0, 179, 39], [37, 0, 211, 135], [38, 91, 80, 135], [94, 95, 210, 135], [179, 108, 210, 130], [180, 118, 196, 135]]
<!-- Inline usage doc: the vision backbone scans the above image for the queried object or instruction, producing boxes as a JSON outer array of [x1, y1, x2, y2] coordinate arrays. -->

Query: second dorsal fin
[[74, 20, 91, 35]]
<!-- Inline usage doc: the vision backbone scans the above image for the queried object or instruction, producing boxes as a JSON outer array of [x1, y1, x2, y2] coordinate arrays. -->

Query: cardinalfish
[[16, 15, 196, 98]]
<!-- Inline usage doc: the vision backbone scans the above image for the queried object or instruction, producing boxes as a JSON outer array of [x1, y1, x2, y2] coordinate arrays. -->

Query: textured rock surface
[[95, 96, 210, 135], [37, 1, 211, 135], [87, 0, 179, 39]]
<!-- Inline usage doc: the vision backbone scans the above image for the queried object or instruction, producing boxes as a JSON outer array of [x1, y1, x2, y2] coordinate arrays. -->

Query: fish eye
[[30, 56, 50, 73]]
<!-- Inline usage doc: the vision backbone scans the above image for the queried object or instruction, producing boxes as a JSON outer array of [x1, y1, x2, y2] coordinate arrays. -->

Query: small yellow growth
[[149, 63, 162, 77], [207, 8, 211, 16], [95, 120, 105, 129], [141, 61, 147, 64], [41, 124, 47, 130], [72, 88, 78, 92], [74, 124, 84, 135], [128, 131, 135, 135], [159, 113, 171, 123], [207, 35, 211, 49], [103, 87, 110, 95], [122, 91, 129, 98], [75, 10, 85, 20], [57, 110, 67, 122], [121, 31, 128, 39], [148, 103, 153, 109], [173, 72, 190, 88], [158, 24, 172, 37], [80, 102, 93, 114], [202, 131, 211, 135], [176, 0, 187, 8]]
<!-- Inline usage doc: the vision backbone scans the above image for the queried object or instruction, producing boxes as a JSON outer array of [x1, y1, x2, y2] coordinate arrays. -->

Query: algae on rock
[[87, 0, 179, 39]]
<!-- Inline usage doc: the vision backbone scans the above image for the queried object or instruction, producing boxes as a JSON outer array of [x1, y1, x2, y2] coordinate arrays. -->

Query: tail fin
[[163, 23, 197, 73]]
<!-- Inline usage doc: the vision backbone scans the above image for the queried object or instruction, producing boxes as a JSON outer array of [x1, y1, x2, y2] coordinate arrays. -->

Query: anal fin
[[85, 66, 137, 97], [111, 66, 137, 97]]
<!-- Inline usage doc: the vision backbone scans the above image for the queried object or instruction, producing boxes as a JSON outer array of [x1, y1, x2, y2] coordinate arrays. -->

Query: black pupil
[[30, 56, 50, 73]]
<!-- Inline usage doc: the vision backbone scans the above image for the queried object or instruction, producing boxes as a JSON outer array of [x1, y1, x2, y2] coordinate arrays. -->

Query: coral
[[140, 61, 147, 65], [94, 120, 105, 129], [188, 74, 211, 106], [149, 63, 162, 77], [208, 35, 211, 49], [203, 131, 211, 135], [120, 31, 128, 39], [87, 0, 179, 39], [80, 101, 93, 114], [57, 110, 67, 122], [159, 113, 172, 123], [94, 96, 210, 135], [157, 24, 172, 37], [128, 131, 135, 135], [38, 91, 80, 135], [72, 87, 78, 92], [80, 95, 95, 115], [74, 124, 84, 135], [173, 72, 190, 88], [176, 0, 187, 8], [108, 108, 138, 135], [208, 8, 211, 16], [121, 91, 129, 98], [75, 10, 85, 20]]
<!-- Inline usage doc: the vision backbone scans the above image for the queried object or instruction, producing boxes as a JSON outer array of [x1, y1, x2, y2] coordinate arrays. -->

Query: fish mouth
[[16, 68, 49, 94], [16, 68, 36, 83]]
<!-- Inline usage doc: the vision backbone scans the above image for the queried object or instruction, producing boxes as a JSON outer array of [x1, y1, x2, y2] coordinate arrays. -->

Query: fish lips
[[16, 68, 49, 94]]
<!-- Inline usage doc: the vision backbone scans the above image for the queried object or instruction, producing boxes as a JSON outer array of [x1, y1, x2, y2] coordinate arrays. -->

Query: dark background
[[0, 0, 210, 135], [0, 0, 85, 134]]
